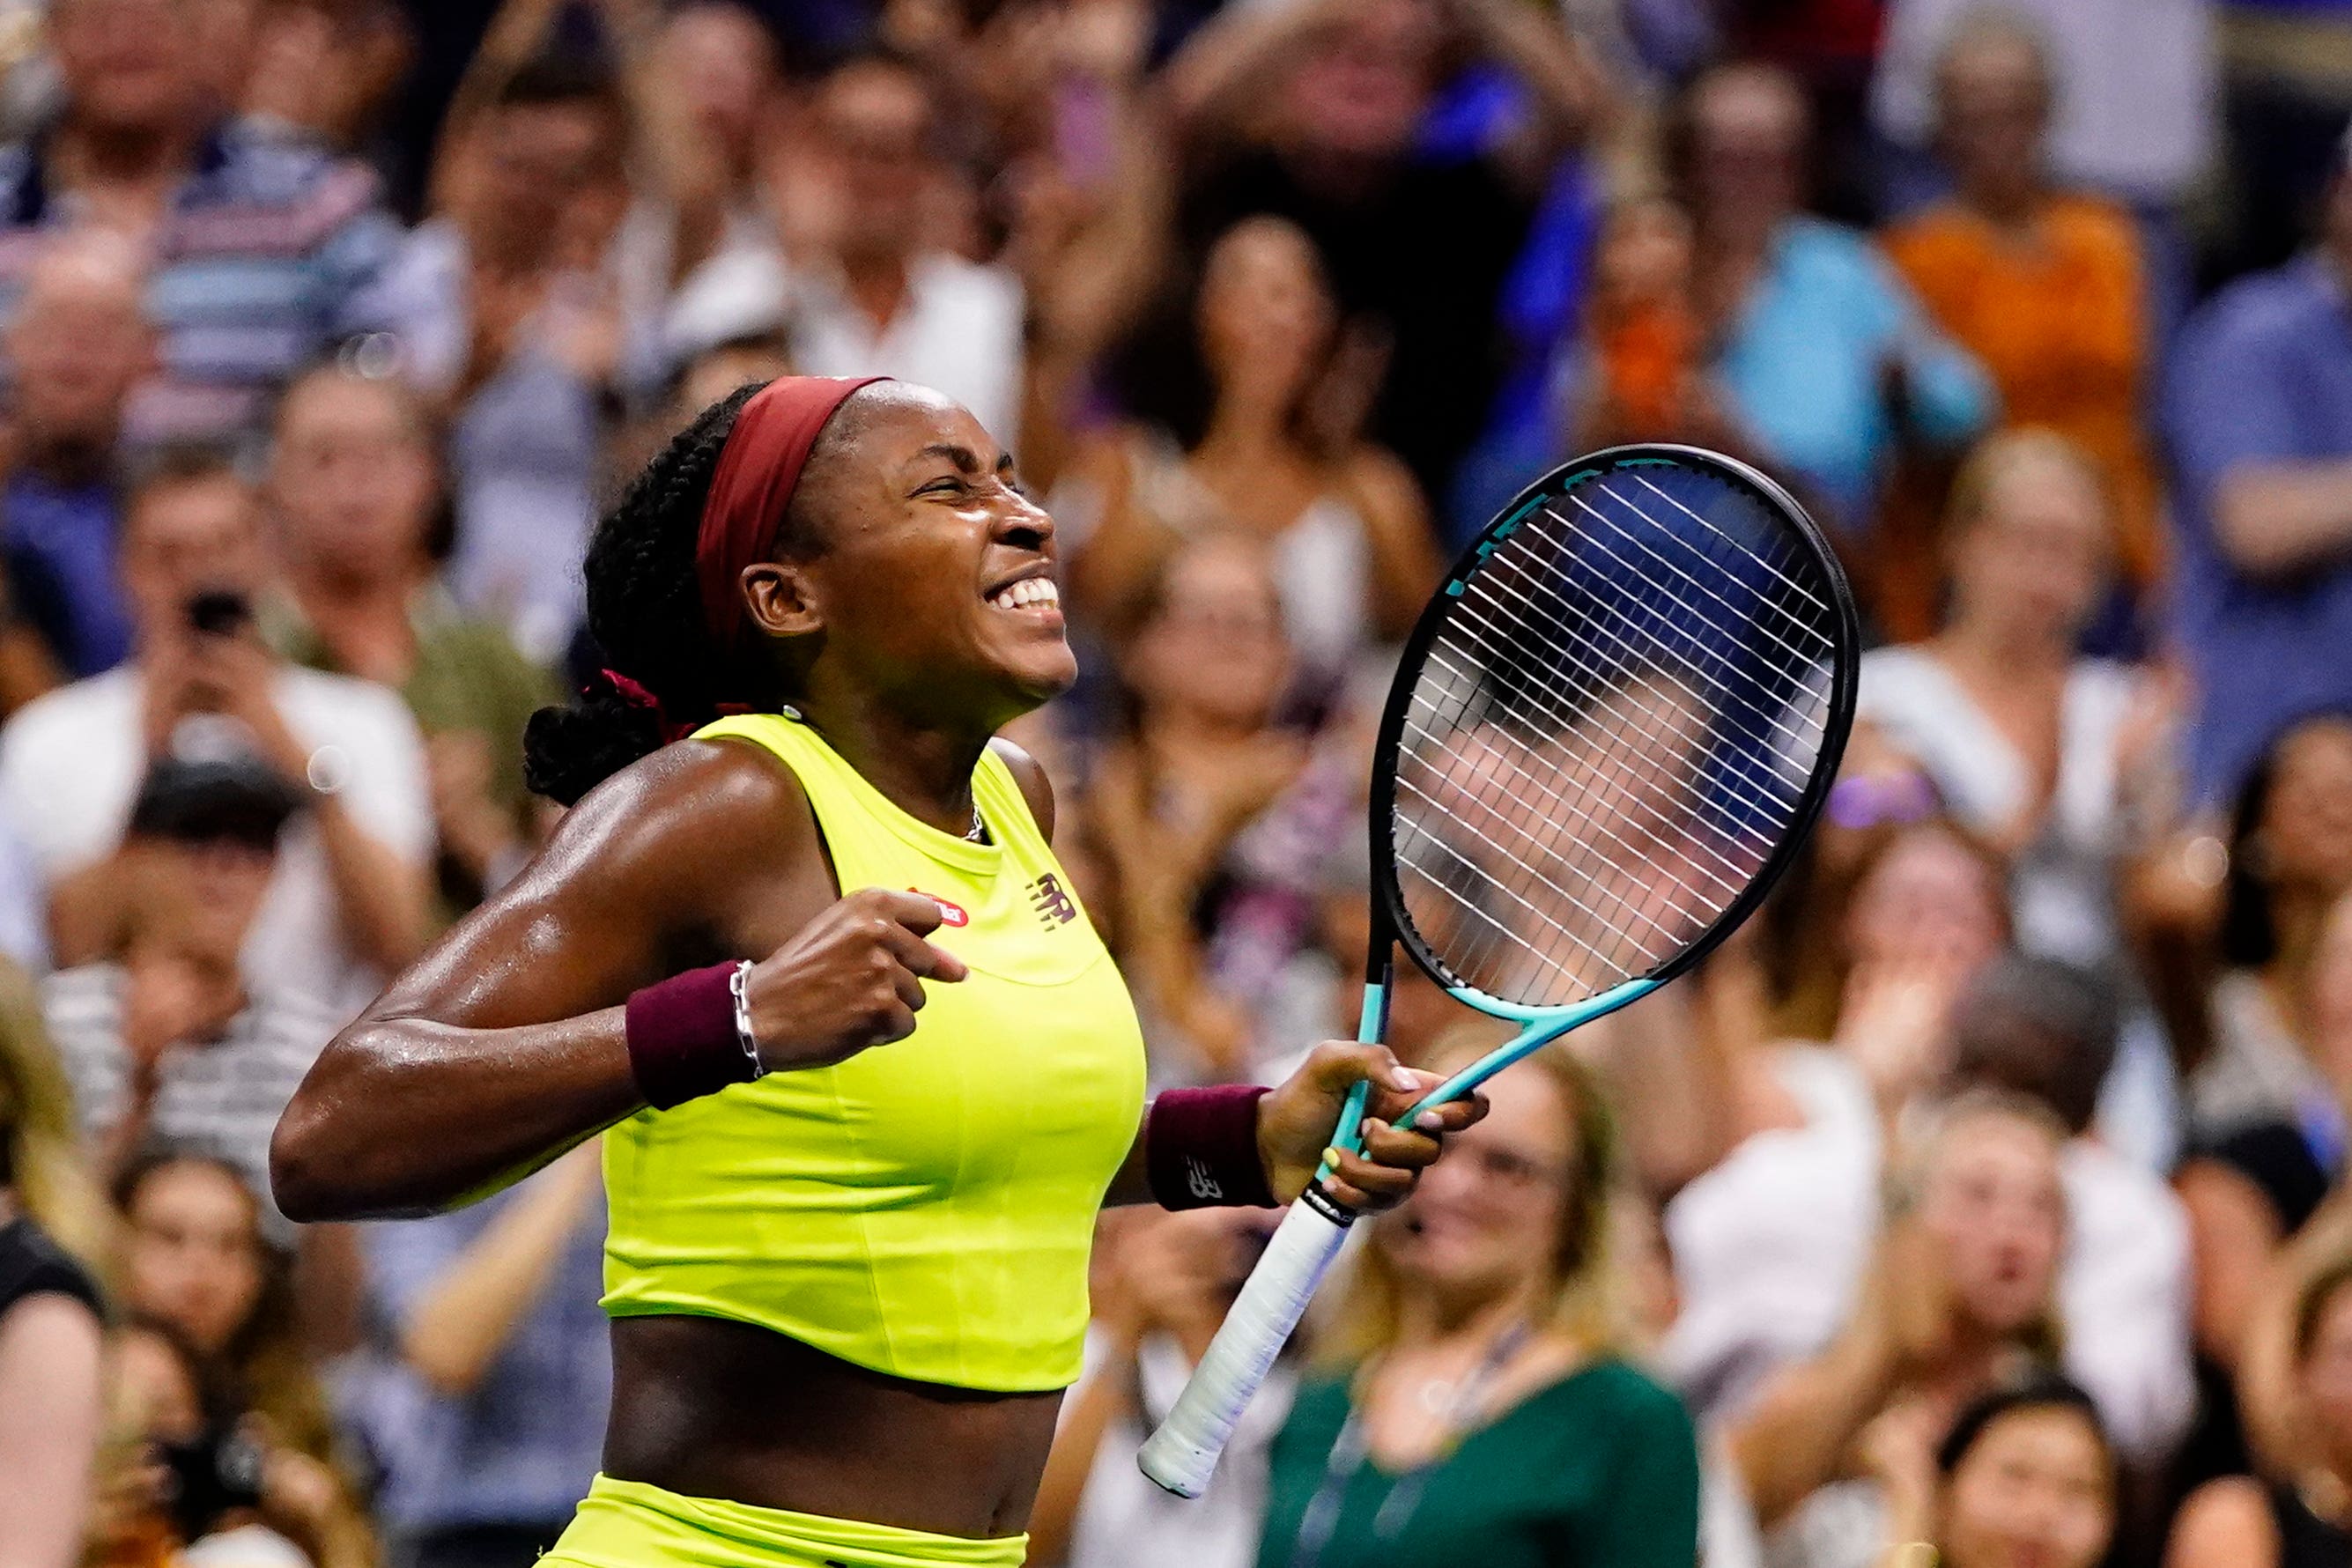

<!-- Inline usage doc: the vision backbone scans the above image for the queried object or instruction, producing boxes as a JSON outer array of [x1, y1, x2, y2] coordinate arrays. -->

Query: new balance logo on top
[[1028, 872, 1078, 928], [1185, 1157, 1223, 1202]]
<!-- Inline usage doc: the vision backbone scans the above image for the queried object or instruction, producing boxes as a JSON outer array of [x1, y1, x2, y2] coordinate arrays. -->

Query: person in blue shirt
[[1674, 62, 1993, 530], [351, 1143, 610, 1568], [0, 230, 145, 679], [2164, 120, 2352, 804]]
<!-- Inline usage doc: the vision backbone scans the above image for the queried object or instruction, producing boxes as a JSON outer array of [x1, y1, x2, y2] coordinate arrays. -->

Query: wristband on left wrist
[[1144, 1084, 1276, 1209]]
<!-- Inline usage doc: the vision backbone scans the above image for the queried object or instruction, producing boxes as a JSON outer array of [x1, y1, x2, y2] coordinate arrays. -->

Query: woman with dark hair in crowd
[[2171, 1246, 2352, 1567], [114, 1150, 373, 1568], [0, 961, 107, 1568], [270, 375, 1482, 1568], [1254, 1039, 1700, 1568], [1064, 216, 1439, 697], [1869, 1372, 2118, 1568]]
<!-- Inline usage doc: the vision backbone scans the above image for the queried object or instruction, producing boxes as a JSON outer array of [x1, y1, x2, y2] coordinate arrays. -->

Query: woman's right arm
[[271, 740, 965, 1222]]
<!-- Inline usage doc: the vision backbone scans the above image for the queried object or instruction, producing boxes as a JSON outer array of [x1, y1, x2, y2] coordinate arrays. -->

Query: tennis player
[[270, 376, 1483, 1568]]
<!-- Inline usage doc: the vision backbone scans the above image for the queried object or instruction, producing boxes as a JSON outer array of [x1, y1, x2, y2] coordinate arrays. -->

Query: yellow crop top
[[599, 714, 1148, 1392]]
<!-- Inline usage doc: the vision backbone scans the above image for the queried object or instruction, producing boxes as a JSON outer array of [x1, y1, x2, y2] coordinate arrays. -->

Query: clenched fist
[[740, 888, 968, 1071]]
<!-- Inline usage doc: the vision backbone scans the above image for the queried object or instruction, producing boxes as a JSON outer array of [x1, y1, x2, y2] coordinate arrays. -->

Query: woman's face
[[1844, 825, 2007, 973], [1196, 219, 1336, 408], [1916, 1113, 2066, 1338], [771, 386, 1075, 729], [2259, 719, 2352, 898], [270, 373, 439, 580], [2299, 1283, 2352, 1455], [1379, 1066, 1579, 1305], [1940, 1406, 2114, 1568], [1949, 455, 2110, 642], [122, 1162, 264, 1357], [1126, 538, 1291, 729]]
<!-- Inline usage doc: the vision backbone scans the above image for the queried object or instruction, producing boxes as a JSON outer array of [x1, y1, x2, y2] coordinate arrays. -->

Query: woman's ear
[[742, 561, 823, 639]]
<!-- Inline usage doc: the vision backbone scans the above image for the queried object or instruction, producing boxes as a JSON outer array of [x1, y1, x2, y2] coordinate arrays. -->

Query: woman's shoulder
[[1542, 1356, 1694, 1432], [0, 1215, 103, 1322]]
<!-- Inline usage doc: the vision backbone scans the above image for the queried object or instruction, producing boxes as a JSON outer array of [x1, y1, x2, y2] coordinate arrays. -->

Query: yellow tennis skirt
[[541, 1476, 1028, 1568]]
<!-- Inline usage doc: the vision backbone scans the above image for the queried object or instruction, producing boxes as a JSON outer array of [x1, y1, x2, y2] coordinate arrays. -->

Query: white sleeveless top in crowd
[[1854, 645, 2143, 967]]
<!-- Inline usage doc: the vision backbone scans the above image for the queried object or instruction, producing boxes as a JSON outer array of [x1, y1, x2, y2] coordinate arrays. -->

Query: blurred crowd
[[1, 0, 2351, 1565]]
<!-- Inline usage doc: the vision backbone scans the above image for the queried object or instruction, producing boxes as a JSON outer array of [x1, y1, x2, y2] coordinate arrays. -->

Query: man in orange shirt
[[1881, 14, 2161, 616]]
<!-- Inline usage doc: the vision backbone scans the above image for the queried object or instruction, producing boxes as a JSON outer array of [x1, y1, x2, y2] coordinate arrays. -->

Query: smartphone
[[186, 588, 252, 638], [159, 1423, 266, 1542]]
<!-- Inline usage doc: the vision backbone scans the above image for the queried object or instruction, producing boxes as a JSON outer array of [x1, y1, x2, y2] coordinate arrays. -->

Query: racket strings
[[1392, 466, 1842, 1007]]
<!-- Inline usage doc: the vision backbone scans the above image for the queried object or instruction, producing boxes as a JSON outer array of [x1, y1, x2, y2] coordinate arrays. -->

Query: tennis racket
[[1136, 443, 1860, 1498]]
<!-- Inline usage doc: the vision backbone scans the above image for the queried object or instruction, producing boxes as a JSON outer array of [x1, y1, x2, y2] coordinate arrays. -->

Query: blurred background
[[0, 0, 2350, 1565]]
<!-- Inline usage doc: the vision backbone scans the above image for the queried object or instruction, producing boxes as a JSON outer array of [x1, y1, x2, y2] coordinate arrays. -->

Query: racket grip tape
[[1137, 1187, 1354, 1498]]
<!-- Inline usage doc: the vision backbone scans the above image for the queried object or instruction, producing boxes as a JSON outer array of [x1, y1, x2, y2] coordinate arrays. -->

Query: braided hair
[[523, 382, 842, 805]]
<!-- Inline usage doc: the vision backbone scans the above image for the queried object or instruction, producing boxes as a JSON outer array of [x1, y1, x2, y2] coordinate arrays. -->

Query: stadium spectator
[[2169, 1211, 2352, 1564], [241, 0, 414, 162], [0, 0, 401, 450], [0, 229, 146, 681], [351, 1140, 606, 1568], [1029, 1208, 1291, 1568], [1871, 0, 2217, 215], [92, 1314, 364, 1568], [1881, 20, 2164, 605], [113, 1149, 365, 1546], [782, 51, 1024, 445], [0, 450, 433, 1016], [1943, 954, 2198, 1467], [264, 362, 557, 918], [1855, 432, 2154, 966], [43, 756, 334, 1200], [1067, 217, 1441, 690], [361, 54, 626, 663], [1728, 1092, 2071, 1568], [1672, 62, 1993, 537], [0, 955, 106, 1568], [2165, 136, 2352, 805], [1868, 1373, 2119, 1568], [1254, 1041, 1701, 1568], [1168, 0, 1601, 510], [1081, 535, 1362, 1083], [605, 0, 789, 391], [2181, 714, 2352, 1138]]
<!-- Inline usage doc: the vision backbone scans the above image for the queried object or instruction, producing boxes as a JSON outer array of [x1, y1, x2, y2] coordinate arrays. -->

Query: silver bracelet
[[728, 960, 765, 1081]]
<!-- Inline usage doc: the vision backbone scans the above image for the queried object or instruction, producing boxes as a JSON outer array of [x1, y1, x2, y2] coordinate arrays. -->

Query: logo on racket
[[1028, 873, 1078, 928], [912, 891, 969, 927]]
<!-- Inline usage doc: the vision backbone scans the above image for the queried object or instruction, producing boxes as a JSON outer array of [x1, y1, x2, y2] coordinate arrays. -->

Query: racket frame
[[1141, 445, 1859, 1498]]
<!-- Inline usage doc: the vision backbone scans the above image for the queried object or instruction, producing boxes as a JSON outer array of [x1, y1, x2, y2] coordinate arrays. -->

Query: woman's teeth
[[989, 578, 1060, 611]]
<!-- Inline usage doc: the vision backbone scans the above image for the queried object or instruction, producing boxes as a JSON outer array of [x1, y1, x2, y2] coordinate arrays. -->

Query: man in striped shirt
[[44, 754, 339, 1219], [0, 0, 402, 452]]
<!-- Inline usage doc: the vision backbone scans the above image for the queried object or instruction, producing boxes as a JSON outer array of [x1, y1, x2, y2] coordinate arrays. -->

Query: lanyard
[[1285, 1321, 1534, 1568]]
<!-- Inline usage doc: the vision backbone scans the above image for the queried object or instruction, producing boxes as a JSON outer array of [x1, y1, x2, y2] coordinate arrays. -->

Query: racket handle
[[1138, 1191, 1353, 1498]]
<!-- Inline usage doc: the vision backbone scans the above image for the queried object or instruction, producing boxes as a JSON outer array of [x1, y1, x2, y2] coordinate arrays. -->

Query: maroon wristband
[[1146, 1084, 1276, 1209], [625, 963, 755, 1110]]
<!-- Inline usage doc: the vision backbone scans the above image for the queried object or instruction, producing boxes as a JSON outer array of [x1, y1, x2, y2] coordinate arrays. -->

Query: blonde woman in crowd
[[0, 961, 108, 1568], [1728, 1091, 2070, 1568], [1251, 1040, 1700, 1568]]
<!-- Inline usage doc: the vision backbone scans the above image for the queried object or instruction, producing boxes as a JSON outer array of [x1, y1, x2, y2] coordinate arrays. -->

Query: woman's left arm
[[1343, 447, 1446, 643]]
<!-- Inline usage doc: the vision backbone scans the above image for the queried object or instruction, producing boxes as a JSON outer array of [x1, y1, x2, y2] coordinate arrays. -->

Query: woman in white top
[[1856, 429, 2158, 968], [1062, 217, 1440, 697]]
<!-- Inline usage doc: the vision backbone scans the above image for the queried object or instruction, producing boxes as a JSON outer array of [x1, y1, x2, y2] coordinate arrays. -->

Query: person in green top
[[263, 361, 560, 921], [1255, 1038, 1700, 1568]]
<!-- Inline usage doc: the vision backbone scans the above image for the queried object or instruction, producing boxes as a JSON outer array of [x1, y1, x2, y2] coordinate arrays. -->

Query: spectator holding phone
[[43, 757, 339, 1202], [0, 449, 433, 1016]]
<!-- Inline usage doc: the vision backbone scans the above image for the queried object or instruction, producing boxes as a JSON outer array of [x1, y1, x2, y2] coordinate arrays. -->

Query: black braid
[[523, 385, 764, 806]]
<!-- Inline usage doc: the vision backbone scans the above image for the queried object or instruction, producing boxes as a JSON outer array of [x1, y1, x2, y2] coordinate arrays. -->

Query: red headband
[[695, 375, 889, 652]]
